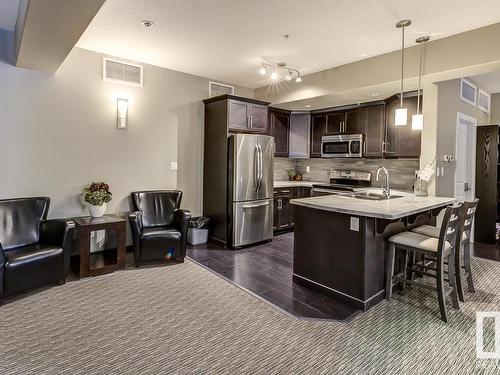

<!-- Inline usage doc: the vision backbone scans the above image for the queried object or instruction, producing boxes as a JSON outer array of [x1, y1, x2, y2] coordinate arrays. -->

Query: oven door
[[321, 139, 350, 158]]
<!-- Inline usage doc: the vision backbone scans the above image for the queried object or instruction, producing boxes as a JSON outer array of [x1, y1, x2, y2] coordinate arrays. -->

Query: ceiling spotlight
[[295, 75, 302, 83], [285, 70, 292, 81], [305, 104, 312, 108], [271, 70, 278, 81], [259, 66, 266, 75], [141, 20, 154, 28]]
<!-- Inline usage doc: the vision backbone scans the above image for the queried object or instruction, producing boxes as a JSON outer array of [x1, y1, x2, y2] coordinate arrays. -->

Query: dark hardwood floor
[[187, 233, 360, 321]]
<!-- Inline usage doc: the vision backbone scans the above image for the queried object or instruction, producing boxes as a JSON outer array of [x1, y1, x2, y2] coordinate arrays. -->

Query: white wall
[[0, 47, 254, 221]]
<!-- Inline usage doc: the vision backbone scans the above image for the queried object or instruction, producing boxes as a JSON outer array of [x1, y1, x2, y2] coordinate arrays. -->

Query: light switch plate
[[350, 217, 359, 231], [170, 162, 178, 170]]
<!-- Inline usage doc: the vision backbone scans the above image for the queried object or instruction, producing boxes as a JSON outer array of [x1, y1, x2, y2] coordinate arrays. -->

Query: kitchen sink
[[349, 192, 403, 201]]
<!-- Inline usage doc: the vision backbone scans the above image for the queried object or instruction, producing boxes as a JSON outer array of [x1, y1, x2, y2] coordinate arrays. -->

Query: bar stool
[[386, 204, 462, 323], [412, 199, 478, 302]]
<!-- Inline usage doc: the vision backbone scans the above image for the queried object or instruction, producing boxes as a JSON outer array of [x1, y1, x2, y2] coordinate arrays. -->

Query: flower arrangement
[[416, 157, 437, 182], [84, 182, 112, 206]]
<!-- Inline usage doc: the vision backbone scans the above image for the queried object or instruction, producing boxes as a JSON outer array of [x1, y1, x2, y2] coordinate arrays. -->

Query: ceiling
[[76, 0, 500, 89], [0, 0, 19, 31], [471, 71, 500, 94]]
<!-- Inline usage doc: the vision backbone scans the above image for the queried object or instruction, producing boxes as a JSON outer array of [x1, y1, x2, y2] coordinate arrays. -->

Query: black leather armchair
[[129, 190, 191, 265], [0, 197, 75, 301]]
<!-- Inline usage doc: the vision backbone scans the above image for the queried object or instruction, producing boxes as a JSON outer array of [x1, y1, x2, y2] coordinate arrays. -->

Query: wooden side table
[[73, 214, 127, 277]]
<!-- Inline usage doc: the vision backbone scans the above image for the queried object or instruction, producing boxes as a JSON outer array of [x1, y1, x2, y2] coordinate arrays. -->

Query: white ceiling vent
[[103, 58, 143, 87], [209, 81, 234, 97]]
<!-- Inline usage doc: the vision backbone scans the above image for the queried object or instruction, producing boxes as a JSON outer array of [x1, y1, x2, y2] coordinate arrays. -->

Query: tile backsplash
[[274, 157, 295, 180], [275, 157, 420, 191]]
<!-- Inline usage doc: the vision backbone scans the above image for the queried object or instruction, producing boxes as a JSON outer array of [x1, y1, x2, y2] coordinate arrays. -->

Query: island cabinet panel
[[293, 207, 367, 302], [310, 114, 327, 157], [269, 109, 290, 157], [385, 95, 421, 157]]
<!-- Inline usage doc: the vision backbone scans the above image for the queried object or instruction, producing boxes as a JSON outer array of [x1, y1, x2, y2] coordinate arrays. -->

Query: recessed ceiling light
[[369, 92, 380, 97], [141, 20, 154, 28], [305, 105, 312, 108]]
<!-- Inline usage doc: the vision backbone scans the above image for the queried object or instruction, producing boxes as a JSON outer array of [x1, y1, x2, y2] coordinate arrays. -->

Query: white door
[[455, 112, 477, 202]]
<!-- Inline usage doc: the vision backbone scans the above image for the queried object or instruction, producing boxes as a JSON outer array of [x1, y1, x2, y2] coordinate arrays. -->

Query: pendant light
[[395, 20, 411, 126], [412, 36, 430, 130]]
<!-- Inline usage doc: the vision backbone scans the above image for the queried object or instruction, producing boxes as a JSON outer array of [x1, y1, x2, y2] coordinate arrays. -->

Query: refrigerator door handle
[[253, 144, 260, 192], [242, 201, 270, 209], [257, 144, 263, 191]]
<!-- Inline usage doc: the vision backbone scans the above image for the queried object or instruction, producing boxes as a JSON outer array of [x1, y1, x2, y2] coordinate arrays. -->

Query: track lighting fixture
[[258, 62, 302, 83]]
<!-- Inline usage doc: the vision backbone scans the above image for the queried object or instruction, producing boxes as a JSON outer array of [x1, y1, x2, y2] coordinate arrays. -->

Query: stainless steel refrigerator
[[229, 134, 274, 248]]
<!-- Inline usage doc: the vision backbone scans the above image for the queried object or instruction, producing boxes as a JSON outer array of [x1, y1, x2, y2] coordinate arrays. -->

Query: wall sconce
[[117, 98, 128, 129]]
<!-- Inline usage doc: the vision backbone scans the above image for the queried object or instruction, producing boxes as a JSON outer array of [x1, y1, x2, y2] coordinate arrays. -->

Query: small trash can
[[187, 217, 210, 246]]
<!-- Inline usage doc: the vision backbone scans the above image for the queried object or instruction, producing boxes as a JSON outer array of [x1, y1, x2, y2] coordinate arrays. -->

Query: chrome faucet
[[376, 166, 390, 198]]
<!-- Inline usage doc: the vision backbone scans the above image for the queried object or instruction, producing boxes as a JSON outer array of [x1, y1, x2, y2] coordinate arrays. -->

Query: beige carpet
[[1, 256, 500, 374]]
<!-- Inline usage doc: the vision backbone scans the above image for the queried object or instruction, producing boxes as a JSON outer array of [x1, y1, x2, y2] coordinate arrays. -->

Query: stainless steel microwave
[[321, 134, 363, 158]]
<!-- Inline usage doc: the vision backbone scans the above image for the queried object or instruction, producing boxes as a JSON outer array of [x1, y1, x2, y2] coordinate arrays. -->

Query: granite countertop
[[290, 189, 455, 220], [274, 180, 325, 188]]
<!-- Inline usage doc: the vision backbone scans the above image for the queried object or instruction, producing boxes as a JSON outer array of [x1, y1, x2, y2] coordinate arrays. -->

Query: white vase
[[88, 203, 107, 218]]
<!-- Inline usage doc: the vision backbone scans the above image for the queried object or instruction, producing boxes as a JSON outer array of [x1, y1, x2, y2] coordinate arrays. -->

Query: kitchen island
[[291, 190, 455, 311]]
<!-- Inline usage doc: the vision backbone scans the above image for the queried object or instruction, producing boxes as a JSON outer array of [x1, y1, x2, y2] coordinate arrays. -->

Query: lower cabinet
[[273, 186, 311, 233]]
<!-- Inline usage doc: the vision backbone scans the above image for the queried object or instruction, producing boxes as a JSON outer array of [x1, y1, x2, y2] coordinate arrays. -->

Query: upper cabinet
[[269, 109, 290, 157], [385, 94, 421, 158], [311, 114, 327, 157], [289, 113, 310, 158], [308, 93, 421, 159], [269, 109, 310, 158], [218, 96, 269, 134], [363, 105, 385, 158]]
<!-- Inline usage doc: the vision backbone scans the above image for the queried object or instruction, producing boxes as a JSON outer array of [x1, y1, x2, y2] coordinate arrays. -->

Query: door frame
[[455, 112, 478, 241], [454, 112, 477, 200]]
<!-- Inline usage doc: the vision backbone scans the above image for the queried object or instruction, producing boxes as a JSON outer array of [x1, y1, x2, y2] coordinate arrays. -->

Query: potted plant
[[83, 182, 112, 217]]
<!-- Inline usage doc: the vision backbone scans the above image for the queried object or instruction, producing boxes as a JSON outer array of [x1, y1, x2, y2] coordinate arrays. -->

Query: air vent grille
[[209, 81, 234, 97], [103, 58, 143, 87]]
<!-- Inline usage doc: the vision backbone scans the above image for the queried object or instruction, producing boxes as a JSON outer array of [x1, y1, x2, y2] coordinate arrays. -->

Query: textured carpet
[[1, 256, 500, 374]]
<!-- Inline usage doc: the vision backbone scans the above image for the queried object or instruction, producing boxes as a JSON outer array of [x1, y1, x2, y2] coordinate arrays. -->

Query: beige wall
[[491, 93, 500, 124], [434, 78, 490, 197], [0, 47, 253, 223]]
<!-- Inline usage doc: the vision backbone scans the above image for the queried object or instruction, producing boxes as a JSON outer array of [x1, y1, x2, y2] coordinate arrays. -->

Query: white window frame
[[477, 88, 491, 114], [459, 78, 477, 107], [103, 58, 144, 87]]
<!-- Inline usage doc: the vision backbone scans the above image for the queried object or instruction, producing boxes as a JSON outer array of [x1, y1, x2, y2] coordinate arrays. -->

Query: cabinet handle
[[382, 142, 385, 154], [280, 190, 290, 193], [363, 141, 366, 156], [250, 115, 253, 128]]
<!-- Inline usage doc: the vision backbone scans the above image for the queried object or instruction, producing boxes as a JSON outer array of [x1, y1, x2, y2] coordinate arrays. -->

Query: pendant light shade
[[411, 114, 423, 130], [395, 20, 411, 126], [395, 108, 408, 126], [412, 35, 430, 131]]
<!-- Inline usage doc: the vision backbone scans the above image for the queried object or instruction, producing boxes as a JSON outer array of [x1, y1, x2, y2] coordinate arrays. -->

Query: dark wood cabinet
[[475, 125, 499, 244], [385, 94, 421, 158], [311, 114, 327, 157], [228, 100, 250, 131], [274, 186, 311, 232], [249, 103, 268, 132], [364, 105, 385, 158], [202, 94, 270, 246], [345, 108, 365, 134], [269, 109, 290, 157], [326, 112, 345, 134], [227, 98, 268, 133]]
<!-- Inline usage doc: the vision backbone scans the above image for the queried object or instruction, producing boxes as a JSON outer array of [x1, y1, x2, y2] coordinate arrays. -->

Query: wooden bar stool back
[[386, 204, 462, 322]]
